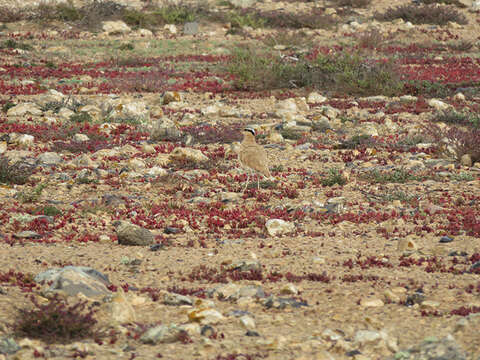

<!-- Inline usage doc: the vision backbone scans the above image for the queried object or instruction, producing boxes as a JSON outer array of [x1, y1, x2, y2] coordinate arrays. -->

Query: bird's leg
[[257, 173, 260, 191], [242, 171, 250, 193]]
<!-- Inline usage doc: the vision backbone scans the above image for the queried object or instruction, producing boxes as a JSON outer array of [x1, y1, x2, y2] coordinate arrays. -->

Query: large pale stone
[[265, 219, 295, 236], [169, 147, 209, 163], [34, 266, 110, 299], [7, 103, 42, 117], [102, 21, 131, 34]]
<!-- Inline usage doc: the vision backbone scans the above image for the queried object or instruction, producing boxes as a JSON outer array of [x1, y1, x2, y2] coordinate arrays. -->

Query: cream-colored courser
[[231, 128, 272, 192]]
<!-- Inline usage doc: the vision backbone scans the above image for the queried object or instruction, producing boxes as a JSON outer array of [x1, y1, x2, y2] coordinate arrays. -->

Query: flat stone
[[265, 219, 295, 236], [183, 22, 199, 35], [34, 266, 110, 299], [114, 221, 155, 246]]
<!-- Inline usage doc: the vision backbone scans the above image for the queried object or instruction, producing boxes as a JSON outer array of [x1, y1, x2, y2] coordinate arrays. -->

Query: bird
[[231, 127, 272, 192]]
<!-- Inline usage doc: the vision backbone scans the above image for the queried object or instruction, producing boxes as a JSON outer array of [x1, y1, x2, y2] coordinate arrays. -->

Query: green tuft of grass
[[69, 112, 92, 123], [335, 135, 376, 149], [433, 109, 480, 128], [2, 102, 15, 113], [16, 183, 47, 203], [362, 168, 424, 184], [118, 42, 135, 51], [0, 39, 33, 51], [331, 0, 372, 7], [280, 128, 304, 140], [35, 205, 62, 217], [226, 46, 403, 96], [451, 172, 474, 181], [321, 168, 347, 187], [55, 1, 81, 21], [375, 4, 467, 25]]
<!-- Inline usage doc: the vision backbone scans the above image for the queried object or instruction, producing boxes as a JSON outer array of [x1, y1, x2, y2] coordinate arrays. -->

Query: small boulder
[[102, 20, 131, 34], [114, 221, 155, 246], [34, 266, 110, 299], [169, 147, 209, 163], [37, 152, 62, 166], [7, 103, 42, 117], [265, 219, 295, 236], [150, 117, 181, 142]]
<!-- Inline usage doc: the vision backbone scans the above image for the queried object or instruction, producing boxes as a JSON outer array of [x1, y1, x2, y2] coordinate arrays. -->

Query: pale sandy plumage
[[231, 128, 272, 191]]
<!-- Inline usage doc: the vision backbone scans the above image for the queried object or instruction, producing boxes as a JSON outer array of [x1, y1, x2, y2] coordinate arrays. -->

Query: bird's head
[[242, 127, 256, 136]]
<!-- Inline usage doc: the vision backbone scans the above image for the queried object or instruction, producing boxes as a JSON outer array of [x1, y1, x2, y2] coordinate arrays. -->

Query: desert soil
[[0, 0, 480, 359]]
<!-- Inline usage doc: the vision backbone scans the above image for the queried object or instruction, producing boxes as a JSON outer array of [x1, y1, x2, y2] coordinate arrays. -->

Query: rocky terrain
[[0, 0, 480, 359]]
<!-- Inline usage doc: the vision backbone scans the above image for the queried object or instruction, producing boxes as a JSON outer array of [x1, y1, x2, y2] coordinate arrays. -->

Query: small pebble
[[439, 236, 453, 243]]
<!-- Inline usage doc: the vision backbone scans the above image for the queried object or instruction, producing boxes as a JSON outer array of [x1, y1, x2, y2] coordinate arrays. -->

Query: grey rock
[[37, 152, 63, 165], [164, 292, 193, 306], [183, 22, 199, 35], [263, 296, 308, 309], [13, 231, 42, 239], [226, 260, 261, 272], [34, 266, 110, 298], [114, 220, 155, 246], [229, 0, 255, 8], [140, 325, 184, 344], [390, 336, 466, 360], [439, 236, 454, 243], [7, 103, 42, 117], [150, 117, 181, 142], [0, 337, 20, 355]]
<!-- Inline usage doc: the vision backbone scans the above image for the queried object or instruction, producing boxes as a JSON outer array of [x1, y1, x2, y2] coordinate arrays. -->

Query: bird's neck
[[242, 134, 257, 145]]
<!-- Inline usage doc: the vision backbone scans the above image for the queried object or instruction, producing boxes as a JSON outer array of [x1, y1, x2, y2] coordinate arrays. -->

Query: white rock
[[280, 283, 298, 295], [0, 141, 6, 154], [37, 152, 62, 165], [275, 99, 297, 119], [354, 330, 384, 346], [138, 28, 153, 37], [229, 0, 255, 8], [7, 103, 42, 117], [201, 104, 221, 116], [128, 158, 145, 170], [428, 98, 450, 111], [268, 132, 284, 143], [239, 315, 256, 330], [58, 107, 75, 119], [73, 134, 90, 142], [360, 298, 384, 307], [265, 219, 295, 236], [169, 147, 209, 163], [400, 95, 417, 102], [109, 288, 136, 325], [102, 20, 131, 34], [454, 92, 465, 101], [122, 101, 149, 120], [461, 154, 472, 167], [164, 24, 177, 34], [473, 0, 480, 11], [146, 166, 168, 177], [188, 308, 226, 325], [72, 154, 93, 167], [36, 89, 66, 107], [150, 117, 181, 141], [16, 134, 34, 147], [357, 123, 378, 137], [307, 92, 326, 104]]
